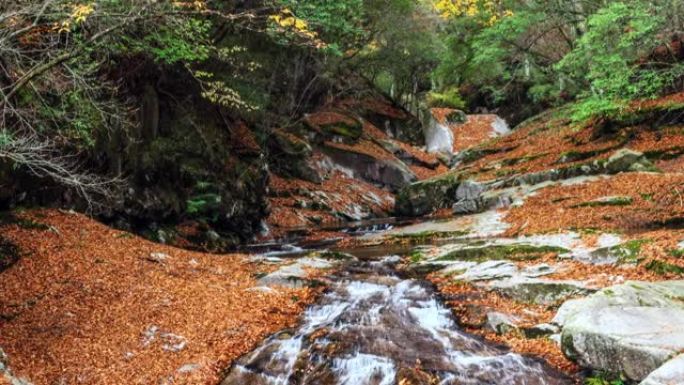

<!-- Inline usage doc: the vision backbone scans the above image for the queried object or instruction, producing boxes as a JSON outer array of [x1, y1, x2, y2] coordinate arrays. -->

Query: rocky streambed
[[222, 253, 570, 385], [224, 196, 684, 385]]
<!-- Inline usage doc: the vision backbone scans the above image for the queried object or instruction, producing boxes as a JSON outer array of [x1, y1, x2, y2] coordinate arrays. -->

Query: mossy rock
[[591, 239, 649, 265], [272, 129, 312, 157], [436, 244, 570, 263], [304, 111, 363, 140], [390, 230, 470, 244], [395, 172, 461, 216]]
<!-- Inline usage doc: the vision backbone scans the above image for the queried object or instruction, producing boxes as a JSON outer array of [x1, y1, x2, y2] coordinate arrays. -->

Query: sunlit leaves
[[433, 0, 512, 24], [57, 3, 94, 32]]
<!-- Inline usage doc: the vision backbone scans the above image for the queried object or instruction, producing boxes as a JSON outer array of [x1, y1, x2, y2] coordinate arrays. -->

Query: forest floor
[[0, 210, 324, 385]]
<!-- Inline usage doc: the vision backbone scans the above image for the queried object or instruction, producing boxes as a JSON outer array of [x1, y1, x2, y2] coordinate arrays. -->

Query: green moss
[[391, 230, 469, 244], [437, 244, 570, 263], [14, 218, 51, 231], [572, 196, 633, 208], [584, 373, 625, 385], [669, 249, 684, 258], [609, 239, 649, 264], [409, 250, 424, 264], [645, 260, 684, 275]]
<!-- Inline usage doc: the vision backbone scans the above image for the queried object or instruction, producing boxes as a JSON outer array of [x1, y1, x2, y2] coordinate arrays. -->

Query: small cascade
[[425, 117, 454, 155], [490, 116, 511, 136], [222, 256, 570, 385]]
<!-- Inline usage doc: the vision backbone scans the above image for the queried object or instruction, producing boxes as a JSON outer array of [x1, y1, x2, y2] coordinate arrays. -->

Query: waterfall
[[425, 117, 454, 155]]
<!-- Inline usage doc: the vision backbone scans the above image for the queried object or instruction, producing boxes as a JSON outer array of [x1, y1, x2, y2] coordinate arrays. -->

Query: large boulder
[[556, 281, 684, 382], [323, 144, 417, 191], [395, 172, 461, 216]]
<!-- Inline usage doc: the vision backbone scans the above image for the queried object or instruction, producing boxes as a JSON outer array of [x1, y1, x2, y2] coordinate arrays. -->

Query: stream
[[221, 253, 571, 385]]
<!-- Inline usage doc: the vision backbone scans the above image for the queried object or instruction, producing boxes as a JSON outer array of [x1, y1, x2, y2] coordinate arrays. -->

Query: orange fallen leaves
[[505, 172, 684, 235], [0, 209, 320, 385]]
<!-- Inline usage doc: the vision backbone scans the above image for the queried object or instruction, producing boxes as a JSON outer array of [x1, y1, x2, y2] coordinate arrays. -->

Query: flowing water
[[222, 255, 570, 385]]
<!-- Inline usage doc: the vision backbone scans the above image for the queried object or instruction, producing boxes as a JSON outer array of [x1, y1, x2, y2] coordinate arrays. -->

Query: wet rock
[[639, 354, 684, 385], [258, 257, 335, 288], [486, 312, 520, 334], [396, 366, 438, 385], [223, 257, 572, 385], [556, 281, 684, 381]]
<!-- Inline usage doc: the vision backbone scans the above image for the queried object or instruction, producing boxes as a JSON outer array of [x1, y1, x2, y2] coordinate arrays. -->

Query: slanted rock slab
[[561, 306, 684, 382], [556, 281, 684, 382], [640, 354, 684, 385]]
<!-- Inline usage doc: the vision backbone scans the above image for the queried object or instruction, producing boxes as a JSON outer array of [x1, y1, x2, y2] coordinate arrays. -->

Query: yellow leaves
[[433, 0, 512, 25], [56, 3, 94, 33], [269, 9, 319, 40], [72, 4, 94, 24], [172, 0, 206, 10]]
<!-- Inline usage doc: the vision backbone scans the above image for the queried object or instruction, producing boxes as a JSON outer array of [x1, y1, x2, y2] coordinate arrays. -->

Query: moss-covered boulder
[[395, 172, 461, 216], [304, 111, 363, 140]]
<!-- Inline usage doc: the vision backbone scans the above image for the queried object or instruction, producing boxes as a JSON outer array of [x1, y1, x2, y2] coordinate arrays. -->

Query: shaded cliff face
[[94, 63, 434, 249], [89, 63, 271, 250]]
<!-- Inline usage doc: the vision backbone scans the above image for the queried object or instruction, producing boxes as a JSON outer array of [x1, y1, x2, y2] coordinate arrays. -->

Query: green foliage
[[557, 2, 664, 101], [569, 97, 627, 123], [186, 193, 221, 216], [427, 88, 466, 109], [433, 0, 684, 122], [0, 131, 12, 147]]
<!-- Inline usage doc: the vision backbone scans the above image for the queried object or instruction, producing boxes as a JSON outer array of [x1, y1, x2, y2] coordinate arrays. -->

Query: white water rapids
[[222, 256, 570, 385]]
